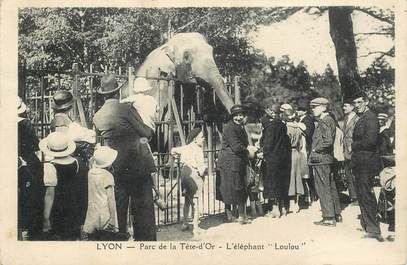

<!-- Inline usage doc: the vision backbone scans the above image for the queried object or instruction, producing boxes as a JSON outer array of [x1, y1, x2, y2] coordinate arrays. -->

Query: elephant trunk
[[205, 69, 235, 113]]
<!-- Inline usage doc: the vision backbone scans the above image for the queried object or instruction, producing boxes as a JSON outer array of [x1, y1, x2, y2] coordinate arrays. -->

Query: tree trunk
[[328, 7, 361, 99]]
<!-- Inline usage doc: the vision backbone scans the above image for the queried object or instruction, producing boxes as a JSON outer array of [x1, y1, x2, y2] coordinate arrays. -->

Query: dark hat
[[350, 91, 368, 101], [230, 104, 247, 116], [310, 97, 329, 106], [97, 74, 121, 95], [343, 97, 354, 104], [52, 91, 74, 110]]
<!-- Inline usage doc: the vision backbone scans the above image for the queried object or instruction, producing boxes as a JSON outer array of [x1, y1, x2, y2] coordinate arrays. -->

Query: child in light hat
[[82, 145, 119, 240], [120, 77, 166, 211]]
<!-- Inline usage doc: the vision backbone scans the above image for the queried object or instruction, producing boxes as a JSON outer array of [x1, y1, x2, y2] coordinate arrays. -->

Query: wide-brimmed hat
[[310, 97, 329, 107], [39, 132, 76, 158], [230, 104, 247, 116], [92, 145, 118, 168], [97, 74, 123, 95], [52, 91, 74, 110]]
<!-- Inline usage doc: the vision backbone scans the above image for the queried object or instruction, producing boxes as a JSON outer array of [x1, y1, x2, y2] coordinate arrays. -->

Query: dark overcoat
[[308, 114, 336, 166], [260, 118, 291, 199], [217, 120, 249, 205], [351, 109, 382, 176], [93, 98, 156, 240]]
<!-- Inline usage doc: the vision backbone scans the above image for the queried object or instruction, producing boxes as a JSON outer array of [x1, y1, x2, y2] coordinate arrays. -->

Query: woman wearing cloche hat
[[40, 132, 85, 240], [217, 104, 252, 224]]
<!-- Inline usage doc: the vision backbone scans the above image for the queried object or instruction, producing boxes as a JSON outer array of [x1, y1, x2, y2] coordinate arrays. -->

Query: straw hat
[[39, 132, 76, 160], [378, 113, 389, 120], [280, 103, 293, 112], [92, 145, 118, 168]]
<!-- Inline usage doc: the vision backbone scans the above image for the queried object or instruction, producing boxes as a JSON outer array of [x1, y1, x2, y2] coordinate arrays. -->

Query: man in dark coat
[[17, 97, 44, 240], [218, 105, 251, 224], [93, 74, 157, 241], [259, 104, 291, 218], [308, 97, 341, 227], [342, 98, 359, 204], [378, 113, 393, 158], [351, 92, 384, 242]]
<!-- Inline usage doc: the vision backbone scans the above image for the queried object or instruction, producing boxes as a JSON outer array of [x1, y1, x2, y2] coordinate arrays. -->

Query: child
[[121, 78, 165, 210], [170, 128, 206, 235], [82, 145, 118, 240], [40, 132, 84, 240]]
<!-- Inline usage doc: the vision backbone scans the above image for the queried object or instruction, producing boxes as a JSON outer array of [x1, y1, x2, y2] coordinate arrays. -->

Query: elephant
[[120, 32, 235, 117]]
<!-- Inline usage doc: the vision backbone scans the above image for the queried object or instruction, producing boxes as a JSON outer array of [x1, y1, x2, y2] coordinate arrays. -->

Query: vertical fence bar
[[40, 75, 45, 139], [89, 64, 94, 123]]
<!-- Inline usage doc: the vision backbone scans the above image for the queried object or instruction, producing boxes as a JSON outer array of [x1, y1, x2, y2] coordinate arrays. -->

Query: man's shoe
[[313, 219, 336, 227], [335, 214, 343, 223], [362, 233, 385, 242]]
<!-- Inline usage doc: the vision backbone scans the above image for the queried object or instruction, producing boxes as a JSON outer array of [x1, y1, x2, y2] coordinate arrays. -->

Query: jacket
[[218, 120, 248, 172], [342, 112, 358, 160], [308, 113, 336, 165], [351, 109, 381, 175], [93, 99, 156, 178]]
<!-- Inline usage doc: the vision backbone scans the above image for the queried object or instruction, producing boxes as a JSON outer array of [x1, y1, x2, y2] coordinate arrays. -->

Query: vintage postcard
[[1, 0, 406, 264]]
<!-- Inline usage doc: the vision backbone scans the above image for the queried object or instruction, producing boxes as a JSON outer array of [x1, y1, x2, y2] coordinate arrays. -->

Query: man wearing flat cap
[[351, 92, 384, 242], [93, 74, 157, 240], [308, 97, 342, 227]]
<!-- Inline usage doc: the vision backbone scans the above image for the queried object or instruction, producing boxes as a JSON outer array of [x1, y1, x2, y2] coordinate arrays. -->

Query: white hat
[[378, 113, 389, 120], [92, 145, 118, 168], [133, 77, 152, 93], [280, 103, 293, 112], [39, 132, 76, 158]]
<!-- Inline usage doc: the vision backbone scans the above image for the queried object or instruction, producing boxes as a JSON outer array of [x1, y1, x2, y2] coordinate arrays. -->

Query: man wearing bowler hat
[[50, 90, 75, 133], [351, 91, 384, 242], [308, 97, 342, 227], [93, 74, 157, 241]]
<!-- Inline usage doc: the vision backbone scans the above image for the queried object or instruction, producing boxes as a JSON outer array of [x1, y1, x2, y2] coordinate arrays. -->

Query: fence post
[[234, 76, 241, 104], [89, 64, 94, 121], [40, 75, 45, 139], [128, 66, 134, 97]]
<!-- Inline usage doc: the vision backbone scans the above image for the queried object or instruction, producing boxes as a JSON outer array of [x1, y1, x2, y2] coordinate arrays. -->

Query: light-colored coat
[[342, 112, 359, 160]]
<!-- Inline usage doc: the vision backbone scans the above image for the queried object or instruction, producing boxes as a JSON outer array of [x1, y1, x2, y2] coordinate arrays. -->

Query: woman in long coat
[[284, 108, 305, 212], [218, 105, 250, 224], [260, 104, 292, 217]]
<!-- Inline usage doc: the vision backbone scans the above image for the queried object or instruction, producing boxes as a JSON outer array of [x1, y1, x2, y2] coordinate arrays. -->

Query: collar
[[319, 112, 329, 120]]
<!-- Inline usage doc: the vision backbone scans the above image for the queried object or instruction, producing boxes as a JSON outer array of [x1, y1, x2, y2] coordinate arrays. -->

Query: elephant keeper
[[93, 74, 157, 241]]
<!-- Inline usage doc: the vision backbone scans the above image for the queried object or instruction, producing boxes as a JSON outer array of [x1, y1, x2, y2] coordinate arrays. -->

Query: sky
[[250, 9, 394, 74]]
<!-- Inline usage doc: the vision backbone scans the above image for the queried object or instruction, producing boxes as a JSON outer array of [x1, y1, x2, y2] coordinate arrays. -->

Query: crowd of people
[[215, 92, 395, 243], [17, 72, 395, 242]]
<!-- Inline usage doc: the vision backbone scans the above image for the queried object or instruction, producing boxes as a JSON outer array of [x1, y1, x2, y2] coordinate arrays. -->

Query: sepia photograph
[[1, 1, 406, 265]]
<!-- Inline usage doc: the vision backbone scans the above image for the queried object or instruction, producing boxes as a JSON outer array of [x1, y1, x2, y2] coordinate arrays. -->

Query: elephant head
[[122, 32, 235, 115]]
